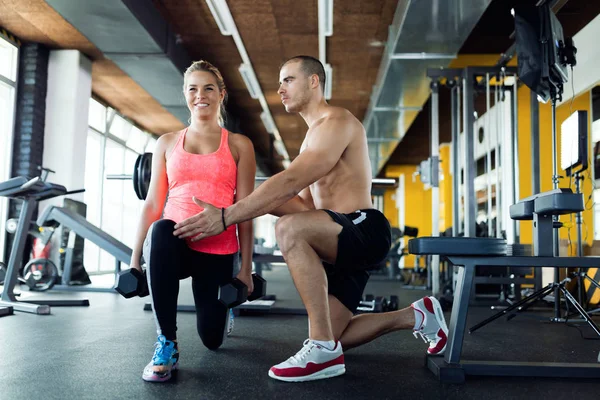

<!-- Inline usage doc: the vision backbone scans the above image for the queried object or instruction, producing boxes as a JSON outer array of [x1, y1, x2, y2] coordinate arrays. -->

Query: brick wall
[[6, 43, 49, 260]]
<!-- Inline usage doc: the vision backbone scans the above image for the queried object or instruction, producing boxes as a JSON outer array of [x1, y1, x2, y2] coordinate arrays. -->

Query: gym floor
[[1, 265, 599, 400]]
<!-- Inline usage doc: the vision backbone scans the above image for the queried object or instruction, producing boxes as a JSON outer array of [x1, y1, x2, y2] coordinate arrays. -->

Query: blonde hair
[[183, 60, 227, 126]]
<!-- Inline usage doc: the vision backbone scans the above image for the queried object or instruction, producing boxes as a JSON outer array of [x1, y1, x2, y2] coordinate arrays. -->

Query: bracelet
[[221, 207, 227, 231]]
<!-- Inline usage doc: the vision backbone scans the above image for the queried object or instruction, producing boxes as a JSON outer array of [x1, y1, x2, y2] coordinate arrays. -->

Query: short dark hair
[[282, 55, 326, 93]]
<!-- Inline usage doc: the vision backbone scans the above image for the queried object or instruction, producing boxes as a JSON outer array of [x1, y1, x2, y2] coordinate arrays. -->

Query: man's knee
[[275, 214, 301, 253]]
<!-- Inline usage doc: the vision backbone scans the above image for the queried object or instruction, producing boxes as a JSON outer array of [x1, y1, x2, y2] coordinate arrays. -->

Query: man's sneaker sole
[[142, 361, 179, 383], [268, 364, 345, 382], [428, 296, 449, 355]]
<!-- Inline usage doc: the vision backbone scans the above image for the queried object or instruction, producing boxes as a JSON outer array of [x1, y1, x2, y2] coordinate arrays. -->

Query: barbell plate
[[139, 153, 152, 200], [133, 154, 143, 200]]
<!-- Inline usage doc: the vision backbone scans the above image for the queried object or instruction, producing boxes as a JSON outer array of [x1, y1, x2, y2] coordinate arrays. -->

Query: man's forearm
[[225, 173, 299, 226], [269, 196, 312, 217]]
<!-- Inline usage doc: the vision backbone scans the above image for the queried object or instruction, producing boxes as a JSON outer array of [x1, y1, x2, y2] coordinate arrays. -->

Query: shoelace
[[413, 330, 431, 344], [152, 337, 175, 364], [290, 339, 315, 363]]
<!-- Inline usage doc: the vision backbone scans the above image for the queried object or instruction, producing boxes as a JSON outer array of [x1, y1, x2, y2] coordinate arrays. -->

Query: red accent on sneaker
[[270, 354, 345, 378], [423, 296, 435, 314], [427, 329, 448, 355]]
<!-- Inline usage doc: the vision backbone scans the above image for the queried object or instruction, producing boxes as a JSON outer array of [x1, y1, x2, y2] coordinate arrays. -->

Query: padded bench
[[409, 236, 600, 383]]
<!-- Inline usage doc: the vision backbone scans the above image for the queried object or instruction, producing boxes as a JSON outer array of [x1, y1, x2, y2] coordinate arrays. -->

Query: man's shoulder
[[327, 106, 356, 120], [321, 107, 364, 134]]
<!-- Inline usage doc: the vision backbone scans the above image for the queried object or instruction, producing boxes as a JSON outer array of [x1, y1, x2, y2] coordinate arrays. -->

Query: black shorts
[[323, 209, 392, 313]]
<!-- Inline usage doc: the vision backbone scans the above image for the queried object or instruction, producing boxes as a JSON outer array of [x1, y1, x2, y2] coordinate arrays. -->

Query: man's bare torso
[[301, 108, 373, 213]]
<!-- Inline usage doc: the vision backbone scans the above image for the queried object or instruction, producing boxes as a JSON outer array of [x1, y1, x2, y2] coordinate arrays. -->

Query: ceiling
[[1, 0, 598, 175]]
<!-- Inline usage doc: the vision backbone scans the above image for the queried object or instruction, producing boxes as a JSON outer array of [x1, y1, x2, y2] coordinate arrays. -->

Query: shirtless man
[[173, 55, 449, 382]]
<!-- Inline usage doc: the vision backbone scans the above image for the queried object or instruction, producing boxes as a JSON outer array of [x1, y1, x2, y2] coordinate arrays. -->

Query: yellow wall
[[448, 55, 518, 69], [384, 165, 433, 267], [440, 144, 453, 233], [518, 89, 594, 249]]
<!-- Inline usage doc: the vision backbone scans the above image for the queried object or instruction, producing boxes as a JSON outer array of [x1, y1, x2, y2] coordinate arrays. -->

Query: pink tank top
[[163, 128, 239, 254]]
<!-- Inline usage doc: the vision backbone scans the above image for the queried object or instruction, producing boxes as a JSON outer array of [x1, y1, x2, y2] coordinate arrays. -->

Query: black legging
[[144, 219, 235, 350]]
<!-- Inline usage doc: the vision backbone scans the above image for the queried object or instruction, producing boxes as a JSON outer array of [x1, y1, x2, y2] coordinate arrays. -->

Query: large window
[[84, 98, 157, 272], [0, 34, 19, 263]]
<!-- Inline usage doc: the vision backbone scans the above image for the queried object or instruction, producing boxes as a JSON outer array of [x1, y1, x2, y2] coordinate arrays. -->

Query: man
[[173, 55, 448, 382]]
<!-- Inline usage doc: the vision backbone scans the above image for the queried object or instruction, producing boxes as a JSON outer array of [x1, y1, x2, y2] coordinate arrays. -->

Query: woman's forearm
[[237, 220, 254, 272]]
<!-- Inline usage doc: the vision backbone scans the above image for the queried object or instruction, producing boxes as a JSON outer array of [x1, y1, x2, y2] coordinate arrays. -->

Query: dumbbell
[[387, 295, 399, 311], [218, 273, 267, 308], [374, 296, 387, 313], [116, 268, 149, 298]]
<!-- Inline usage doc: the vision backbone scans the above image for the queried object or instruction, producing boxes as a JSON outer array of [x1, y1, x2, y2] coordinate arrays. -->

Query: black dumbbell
[[374, 296, 387, 313], [116, 268, 149, 298], [219, 273, 267, 308], [388, 295, 399, 311]]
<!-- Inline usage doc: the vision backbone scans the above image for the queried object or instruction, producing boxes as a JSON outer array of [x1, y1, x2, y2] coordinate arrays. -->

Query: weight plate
[[133, 154, 143, 200]]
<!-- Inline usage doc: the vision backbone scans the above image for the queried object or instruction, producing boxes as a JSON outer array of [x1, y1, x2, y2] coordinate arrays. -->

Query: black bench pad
[[408, 237, 507, 256]]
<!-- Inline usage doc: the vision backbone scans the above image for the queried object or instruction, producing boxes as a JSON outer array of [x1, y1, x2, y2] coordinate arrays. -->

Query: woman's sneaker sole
[[268, 365, 345, 382], [142, 361, 179, 382]]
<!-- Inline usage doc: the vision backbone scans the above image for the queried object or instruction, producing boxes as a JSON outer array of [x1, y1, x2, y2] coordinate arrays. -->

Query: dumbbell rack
[[356, 294, 399, 314]]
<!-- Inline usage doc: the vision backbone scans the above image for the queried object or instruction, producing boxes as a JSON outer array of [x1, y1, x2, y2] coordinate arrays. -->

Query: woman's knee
[[145, 219, 177, 254], [198, 330, 224, 350], [149, 219, 177, 241], [144, 219, 180, 273]]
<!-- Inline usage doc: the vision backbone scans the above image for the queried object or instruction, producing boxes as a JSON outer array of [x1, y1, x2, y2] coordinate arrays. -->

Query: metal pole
[[512, 78, 520, 243], [530, 90, 540, 195], [464, 68, 476, 237], [502, 83, 517, 245], [576, 174, 585, 304], [551, 96, 561, 319], [495, 80, 502, 239], [430, 81, 440, 295], [451, 85, 460, 237], [485, 73, 493, 237]]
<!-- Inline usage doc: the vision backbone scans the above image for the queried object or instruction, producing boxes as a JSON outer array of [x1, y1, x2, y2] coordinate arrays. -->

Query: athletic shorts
[[322, 209, 391, 313]]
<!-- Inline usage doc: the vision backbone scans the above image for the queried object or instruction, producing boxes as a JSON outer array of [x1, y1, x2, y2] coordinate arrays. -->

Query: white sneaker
[[268, 339, 345, 382], [411, 296, 449, 355]]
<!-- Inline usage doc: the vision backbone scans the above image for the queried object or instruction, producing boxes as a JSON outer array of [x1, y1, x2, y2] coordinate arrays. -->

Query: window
[[88, 98, 106, 133], [0, 35, 18, 82], [126, 126, 148, 154], [0, 34, 18, 263], [109, 115, 132, 142], [84, 98, 157, 272]]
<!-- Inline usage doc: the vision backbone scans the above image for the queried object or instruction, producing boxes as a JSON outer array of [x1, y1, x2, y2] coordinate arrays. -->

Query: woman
[[129, 60, 256, 382]]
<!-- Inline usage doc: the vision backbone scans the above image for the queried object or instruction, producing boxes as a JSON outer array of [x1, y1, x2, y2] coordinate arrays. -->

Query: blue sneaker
[[227, 309, 235, 336], [142, 335, 179, 382]]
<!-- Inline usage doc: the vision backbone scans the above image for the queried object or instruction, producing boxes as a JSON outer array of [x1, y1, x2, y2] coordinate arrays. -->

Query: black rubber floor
[[1, 266, 599, 400]]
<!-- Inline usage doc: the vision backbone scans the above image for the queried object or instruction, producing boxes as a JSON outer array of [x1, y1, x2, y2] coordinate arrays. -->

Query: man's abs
[[311, 175, 372, 213]]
